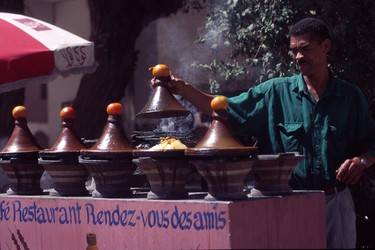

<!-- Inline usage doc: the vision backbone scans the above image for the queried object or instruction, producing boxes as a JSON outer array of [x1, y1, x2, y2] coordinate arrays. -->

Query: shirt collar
[[294, 72, 340, 98], [295, 73, 308, 95]]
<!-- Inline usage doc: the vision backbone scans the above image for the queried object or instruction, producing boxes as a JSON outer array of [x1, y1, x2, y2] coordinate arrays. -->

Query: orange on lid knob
[[149, 64, 170, 78], [60, 106, 75, 120], [12, 106, 27, 118], [210, 95, 228, 110], [107, 102, 123, 115]]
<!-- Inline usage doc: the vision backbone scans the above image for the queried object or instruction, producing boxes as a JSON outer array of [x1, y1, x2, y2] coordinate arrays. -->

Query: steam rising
[[152, 8, 218, 134], [154, 97, 197, 133]]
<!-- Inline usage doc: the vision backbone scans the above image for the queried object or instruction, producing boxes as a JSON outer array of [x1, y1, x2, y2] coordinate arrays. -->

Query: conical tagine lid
[[81, 102, 133, 158], [185, 96, 257, 158], [136, 64, 190, 118], [42, 107, 86, 154], [0, 106, 42, 155]]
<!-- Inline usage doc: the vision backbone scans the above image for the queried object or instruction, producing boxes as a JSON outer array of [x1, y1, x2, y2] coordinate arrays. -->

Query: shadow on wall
[[0, 168, 8, 193], [0, 137, 8, 193], [34, 130, 49, 149]]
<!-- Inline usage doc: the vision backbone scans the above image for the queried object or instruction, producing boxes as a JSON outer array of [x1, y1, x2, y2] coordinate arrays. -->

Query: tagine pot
[[186, 96, 258, 201], [133, 146, 194, 200], [250, 152, 304, 196], [136, 64, 190, 119], [79, 103, 137, 198], [0, 106, 44, 195], [39, 107, 90, 196]]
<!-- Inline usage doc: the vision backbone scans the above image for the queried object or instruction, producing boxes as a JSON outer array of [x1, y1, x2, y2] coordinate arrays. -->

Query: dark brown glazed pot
[[0, 106, 44, 195], [80, 156, 136, 198], [189, 158, 255, 200], [133, 149, 194, 199], [79, 103, 137, 198], [250, 152, 304, 196], [186, 100, 258, 201], [185, 109, 257, 158], [39, 107, 90, 196], [136, 76, 190, 118]]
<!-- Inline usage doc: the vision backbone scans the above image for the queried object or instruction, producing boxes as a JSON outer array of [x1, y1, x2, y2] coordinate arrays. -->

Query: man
[[152, 17, 375, 248]]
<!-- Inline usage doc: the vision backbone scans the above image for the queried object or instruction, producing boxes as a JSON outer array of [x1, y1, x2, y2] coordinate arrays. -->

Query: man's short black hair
[[289, 17, 331, 42]]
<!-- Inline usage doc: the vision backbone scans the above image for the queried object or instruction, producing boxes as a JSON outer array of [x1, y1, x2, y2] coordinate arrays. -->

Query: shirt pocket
[[276, 122, 304, 152], [325, 125, 351, 156]]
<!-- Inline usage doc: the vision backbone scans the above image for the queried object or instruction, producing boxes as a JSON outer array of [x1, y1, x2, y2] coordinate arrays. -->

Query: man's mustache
[[296, 59, 308, 66]]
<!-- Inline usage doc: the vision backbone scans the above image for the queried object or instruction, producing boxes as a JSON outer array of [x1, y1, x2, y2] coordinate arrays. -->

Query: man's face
[[289, 33, 331, 76]]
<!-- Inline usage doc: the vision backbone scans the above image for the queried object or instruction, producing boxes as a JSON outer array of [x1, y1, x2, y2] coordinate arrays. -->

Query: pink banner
[[0, 192, 326, 249]]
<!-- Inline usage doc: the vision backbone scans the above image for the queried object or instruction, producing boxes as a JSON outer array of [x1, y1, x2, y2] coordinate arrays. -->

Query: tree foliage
[[195, 0, 293, 94], [196, 0, 375, 116]]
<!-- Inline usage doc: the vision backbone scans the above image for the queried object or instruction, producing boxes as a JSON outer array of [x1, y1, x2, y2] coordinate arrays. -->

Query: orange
[[210, 95, 228, 110], [107, 102, 123, 115], [60, 107, 75, 119], [12, 106, 27, 118], [149, 64, 170, 77]]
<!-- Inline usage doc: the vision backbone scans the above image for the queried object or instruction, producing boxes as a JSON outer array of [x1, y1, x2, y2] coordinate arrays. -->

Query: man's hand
[[150, 73, 215, 116], [336, 157, 366, 185], [150, 73, 187, 96]]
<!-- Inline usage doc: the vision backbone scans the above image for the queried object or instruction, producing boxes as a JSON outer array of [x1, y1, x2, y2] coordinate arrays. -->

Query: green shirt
[[227, 73, 375, 189]]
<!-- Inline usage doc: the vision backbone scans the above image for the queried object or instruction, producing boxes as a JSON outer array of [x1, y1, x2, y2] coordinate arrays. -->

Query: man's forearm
[[180, 83, 215, 116]]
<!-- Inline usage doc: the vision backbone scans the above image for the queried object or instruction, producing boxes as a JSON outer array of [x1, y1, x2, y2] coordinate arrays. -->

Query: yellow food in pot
[[151, 137, 187, 150]]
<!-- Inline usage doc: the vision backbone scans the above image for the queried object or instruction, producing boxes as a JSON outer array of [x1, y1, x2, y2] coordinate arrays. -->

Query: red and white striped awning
[[0, 12, 96, 93]]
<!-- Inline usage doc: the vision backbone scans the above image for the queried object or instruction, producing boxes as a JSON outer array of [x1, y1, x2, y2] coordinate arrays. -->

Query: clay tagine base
[[40, 157, 90, 196], [249, 152, 304, 197], [133, 155, 194, 200], [1, 160, 44, 195], [190, 157, 255, 201], [80, 156, 137, 198]]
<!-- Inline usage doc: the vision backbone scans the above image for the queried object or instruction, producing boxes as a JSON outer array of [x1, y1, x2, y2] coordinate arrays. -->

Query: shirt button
[[311, 169, 320, 174]]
